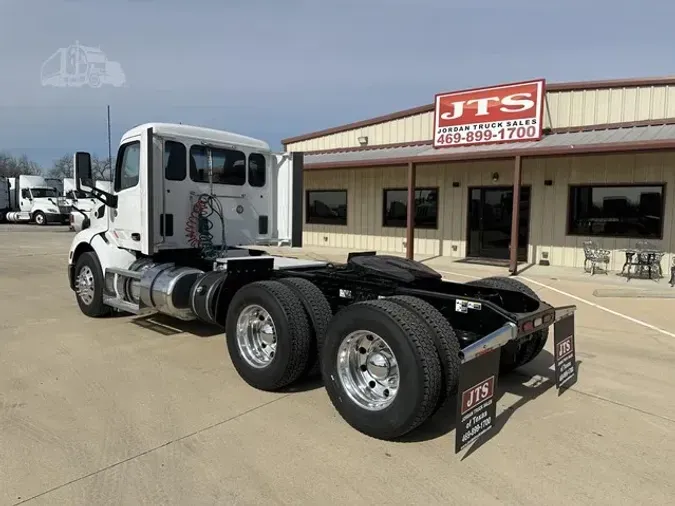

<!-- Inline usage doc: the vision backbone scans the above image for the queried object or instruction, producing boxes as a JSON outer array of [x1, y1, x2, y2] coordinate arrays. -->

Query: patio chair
[[583, 240, 610, 275], [633, 241, 664, 280]]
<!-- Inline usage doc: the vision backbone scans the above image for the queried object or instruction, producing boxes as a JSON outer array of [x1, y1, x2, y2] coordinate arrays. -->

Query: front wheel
[[74, 252, 111, 317], [33, 211, 46, 226]]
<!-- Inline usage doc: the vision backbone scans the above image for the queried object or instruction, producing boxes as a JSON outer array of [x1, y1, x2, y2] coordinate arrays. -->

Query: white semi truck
[[0, 177, 10, 222], [6, 175, 71, 225], [68, 180, 111, 232], [67, 122, 577, 449]]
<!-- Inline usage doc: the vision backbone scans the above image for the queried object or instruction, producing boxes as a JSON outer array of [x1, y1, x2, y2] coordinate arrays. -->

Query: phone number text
[[435, 125, 539, 146]]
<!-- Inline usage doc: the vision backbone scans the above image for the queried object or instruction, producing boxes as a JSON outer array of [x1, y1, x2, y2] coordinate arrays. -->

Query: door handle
[[131, 233, 140, 241]]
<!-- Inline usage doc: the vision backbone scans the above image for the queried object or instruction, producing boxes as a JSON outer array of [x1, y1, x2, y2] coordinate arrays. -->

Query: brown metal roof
[[283, 76, 675, 146], [303, 124, 675, 170]]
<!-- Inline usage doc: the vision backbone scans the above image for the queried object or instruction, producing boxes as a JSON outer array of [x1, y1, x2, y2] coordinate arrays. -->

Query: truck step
[[106, 267, 143, 280], [102, 295, 153, 315]]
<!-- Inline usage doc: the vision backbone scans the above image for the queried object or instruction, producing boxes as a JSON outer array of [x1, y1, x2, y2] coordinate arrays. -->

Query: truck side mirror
[[74, 152, 93, 190]]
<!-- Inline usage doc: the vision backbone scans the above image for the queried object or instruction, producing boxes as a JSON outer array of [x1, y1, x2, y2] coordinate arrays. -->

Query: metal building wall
[[303, 151, 675, 270], [288, 84, 675, 152]]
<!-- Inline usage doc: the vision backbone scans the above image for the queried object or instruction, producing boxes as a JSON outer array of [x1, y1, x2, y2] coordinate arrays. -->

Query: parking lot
[[1, 224, 674, 506]]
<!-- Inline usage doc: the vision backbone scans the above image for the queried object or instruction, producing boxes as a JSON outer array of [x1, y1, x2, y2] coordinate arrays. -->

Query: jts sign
[[433, 79, 546, 148]]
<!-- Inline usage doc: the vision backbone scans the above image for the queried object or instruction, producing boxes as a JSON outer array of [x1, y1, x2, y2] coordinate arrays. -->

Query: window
[[114, 141, 141, 192], [21, 189, 30, 199], [382, 187, 439, 229], [164, 140, 187, 181], [30, 188, 58, 198], [567, 184, 665, 238], [189, 145, 246, 185], [248, 153, 266, 187], [305, 190, 348, 225]]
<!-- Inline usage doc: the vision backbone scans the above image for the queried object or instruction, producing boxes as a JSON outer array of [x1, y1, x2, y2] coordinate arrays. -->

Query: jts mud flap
[[454, 305, 577, 454]]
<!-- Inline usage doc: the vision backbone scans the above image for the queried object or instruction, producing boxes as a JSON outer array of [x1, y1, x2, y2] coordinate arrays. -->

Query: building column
[[406, 161, 416, 260], [509, 155, 522, 275]]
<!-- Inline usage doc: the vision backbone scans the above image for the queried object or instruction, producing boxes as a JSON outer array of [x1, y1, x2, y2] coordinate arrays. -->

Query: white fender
[[68, 227, 137, 273]]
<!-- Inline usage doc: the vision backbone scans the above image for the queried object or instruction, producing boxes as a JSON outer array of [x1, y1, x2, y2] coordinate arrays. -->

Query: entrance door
[[467, 186, 531, 261]]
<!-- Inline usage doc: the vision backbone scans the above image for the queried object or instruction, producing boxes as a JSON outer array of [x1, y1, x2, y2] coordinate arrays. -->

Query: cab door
[[108, 128, 154, 253], [19, 188, 32, 212], [153, 135, 188, 250]]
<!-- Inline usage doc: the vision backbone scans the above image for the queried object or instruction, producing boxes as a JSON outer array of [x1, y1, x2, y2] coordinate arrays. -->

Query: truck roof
[[122, 123, 271, 152]]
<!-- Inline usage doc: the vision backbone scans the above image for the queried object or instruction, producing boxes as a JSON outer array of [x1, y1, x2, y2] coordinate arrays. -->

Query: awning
[[303, 123, 675, 169]]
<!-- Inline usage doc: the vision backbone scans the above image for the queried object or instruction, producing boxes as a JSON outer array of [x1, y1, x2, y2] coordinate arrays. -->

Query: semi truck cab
[[7, 175, 70, 225]]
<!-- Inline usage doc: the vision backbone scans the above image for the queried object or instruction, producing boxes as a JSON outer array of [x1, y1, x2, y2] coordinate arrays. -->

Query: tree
[[0, 152, 42, 178], [49, 153, 114, 181], [92, 155, 114, 181], [49, 154, 74, 179]]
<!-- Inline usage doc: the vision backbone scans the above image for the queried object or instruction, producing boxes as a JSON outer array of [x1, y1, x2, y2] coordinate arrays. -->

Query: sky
[[0, 0, 674, 170]]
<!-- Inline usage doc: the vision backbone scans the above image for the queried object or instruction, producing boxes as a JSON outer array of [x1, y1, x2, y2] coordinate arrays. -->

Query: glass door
[[467, 186, 531, 261]]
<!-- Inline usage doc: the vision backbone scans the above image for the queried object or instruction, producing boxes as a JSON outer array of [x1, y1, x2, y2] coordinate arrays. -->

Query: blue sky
[[0, 0, 673, 169]]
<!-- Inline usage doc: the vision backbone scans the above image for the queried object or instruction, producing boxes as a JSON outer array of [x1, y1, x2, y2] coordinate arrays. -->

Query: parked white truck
[[68, 179, 111, 232], [0, 177, 10, 222], [6, 175, 71, 225], [66, 122, 577, 451]]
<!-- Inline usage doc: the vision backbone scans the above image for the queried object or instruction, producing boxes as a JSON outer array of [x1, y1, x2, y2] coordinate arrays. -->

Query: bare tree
[[92, 155, 114, 181], [0, 152, 42, 178], [49, 154, 74, 179]]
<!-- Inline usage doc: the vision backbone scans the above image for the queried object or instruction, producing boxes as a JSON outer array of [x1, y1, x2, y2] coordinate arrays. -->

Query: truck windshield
[[67, 190, 92, 199], [31, 188, 59, 198]]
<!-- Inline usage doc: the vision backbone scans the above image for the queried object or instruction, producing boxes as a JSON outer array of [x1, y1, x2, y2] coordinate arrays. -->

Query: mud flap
[[454, 348, 500, 454], [553, 312, 577, 393]]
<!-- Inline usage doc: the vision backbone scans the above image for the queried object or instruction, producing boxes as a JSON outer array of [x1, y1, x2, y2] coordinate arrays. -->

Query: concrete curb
[[592, 288, 675, 298]]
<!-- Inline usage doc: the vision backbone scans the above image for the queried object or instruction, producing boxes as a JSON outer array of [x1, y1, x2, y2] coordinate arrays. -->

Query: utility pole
[[107, 105, 112, 180]]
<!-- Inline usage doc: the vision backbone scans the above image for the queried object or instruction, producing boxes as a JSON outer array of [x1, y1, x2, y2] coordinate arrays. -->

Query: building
[[282, 76, 675, 274]]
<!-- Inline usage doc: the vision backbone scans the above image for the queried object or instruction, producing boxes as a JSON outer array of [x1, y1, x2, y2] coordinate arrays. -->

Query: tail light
[[520, 314, 551, 334]]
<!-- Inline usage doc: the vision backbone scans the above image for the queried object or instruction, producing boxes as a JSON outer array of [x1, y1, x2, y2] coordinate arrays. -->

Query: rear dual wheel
[[225, 280, 313, 391], [321, 297, 460, 440], [466, 276, 549, 373], [225, 282, 462, 440]]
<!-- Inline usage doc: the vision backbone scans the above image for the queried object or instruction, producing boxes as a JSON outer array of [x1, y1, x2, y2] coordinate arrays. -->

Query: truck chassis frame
[[69, 247, 577, 452]]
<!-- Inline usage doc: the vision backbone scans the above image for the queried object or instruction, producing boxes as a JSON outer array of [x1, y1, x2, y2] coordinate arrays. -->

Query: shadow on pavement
[[130, 313, 223, 338], [399, 351, 583, 453]]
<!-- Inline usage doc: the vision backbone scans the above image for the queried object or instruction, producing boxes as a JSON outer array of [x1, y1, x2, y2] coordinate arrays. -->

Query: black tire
[[278, 277, 333, 378], [386, 295, 460, 412], [33, 211, 46, 226], [466, 276, 549, 372], [321, 299, 442, 440], [73, 252, 112, 317], [225, 280, 312, 391]]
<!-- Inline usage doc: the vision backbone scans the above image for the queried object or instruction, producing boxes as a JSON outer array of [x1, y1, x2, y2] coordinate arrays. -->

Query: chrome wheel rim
[[337, 331, 400, 411], [236, 304, 277, 368], [76, 265, 95, 305], [35, 214, 44, 224]]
